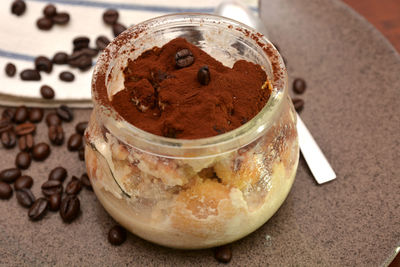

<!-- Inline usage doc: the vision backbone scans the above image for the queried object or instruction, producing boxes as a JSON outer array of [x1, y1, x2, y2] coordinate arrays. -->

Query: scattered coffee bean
[[108, 225, 127, 245], [0, 119, 12, 133], [28, 197, 48, 220], [41, 180, 63, 197], [65, 176, 82, 195], [49, 167, 67, 182], [293, 78, 307, 94], [46, 112, 61, 126], [52, 52, 68, 64], [52, 12, 70, 25], [2, 108, 16, 121], [48, 193, 61, 211], [1, 131, 17, 149], [103, 9, 119, 25], [18, 134, 34, 152], [35, 56, 53, 73], [20, 69, 41, 81], [214, 245, 232, 263], [96, 36, 110, 50], [36, 17, 53, 30], [69, 54, 92, 70], [75, 121, 88, 135], [11, 0, 26, 16], [60, 195, 80, 222], [113, 23, 127, 37], [0, 181, 13, 199], [5, 63, 16, 77], [59, 71, 74, 82], [175, 49, 194, 68], [15, 122, 36, 136], [16, 188, 35, 208], [78, 147, 85, 161], [15, 152, 31, 169], [32, 142, 50, 161], [43, 4, 57, 18], [0, 168, 21, 183], [68, 133, 83, 151], [14, 175, 33, 190], [14, 106, 28, 123], [28, 108, 44, 123], [80, 173, 92, 190], [80, 48, 99, 57], [48, 125, 64, 145], [197, 65, 210, 85], [73, 36, 90, 50], [56, 105, 73, 122], [292, 98, 304, 112]]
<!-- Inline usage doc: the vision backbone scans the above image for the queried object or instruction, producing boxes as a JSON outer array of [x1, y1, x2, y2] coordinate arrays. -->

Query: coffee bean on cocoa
[[52, 52, 68, 64], [108, 225, 127, 245], [20, 69, 41, 81], [292, 98, 304, 112], [96, 36, 110, 50], [197, 65, 210, 85], [68, 133, 83, 151], [214, 245, 232, 263], [36, 17, 53, 30], [48, 125, 64, 145], [103, 9, 119, 25], [5, 63, 16, 77], [35, 56, 53, 73], [293, 78, 306, 94], [32, 142, 50, 161], [16, 188, 35, 208], [14, 106, 28, 123], [15, 152, 31, 169], [65, 176, 82, 195], [53, 12, 70, 25], [28, 108, 44, 123], [113, 23, 127, 37], [43, 4, 56, 18], [0, 181, 13, 199], [59, 71, 74, 82], [80, 173, 92, 190], [18, 134, 34, 152], [11, 0, 26, 16], [175, 49, 194, 68], [2, 108, 16, 121], [28, 197, 48, 220], [0, 168, 21, 183], [46, 112, 61, 126], [42, 180, 63, 197], [14, 175, 33, 190], [56, 105, 73, 122], [15, 122, 35, 136], [49, 167, 67, 182], [60, 195, 80, 222], [73, 36, 90, 50], [0, 119, 12, 133], [78, 147, 85, 161], [75, 121, 88, 135], [1, 131, 16, 149], [40, 85, 55, 99], [48, 193, 61, 211]]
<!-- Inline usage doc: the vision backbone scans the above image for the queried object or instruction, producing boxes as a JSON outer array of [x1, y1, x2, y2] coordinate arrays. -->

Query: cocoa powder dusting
[[111, 38, 270, 139]]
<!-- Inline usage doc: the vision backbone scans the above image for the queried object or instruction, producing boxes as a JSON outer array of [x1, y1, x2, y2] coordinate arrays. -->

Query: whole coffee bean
[[14, 106, 28, 123], [49, 167, 67, 182], [43, 4, 57, 18], [32, 142, 50, 161], [18, 134, 34, 152], [292, 98, 304, 112], [214, 245, 232, 263], [20, 69, 41, 81], [108, 225, 127, 245], [0, 181, 13, 199], [48, 125, 64, 145], [35, 56, 53, 73], [56, 105, 73, 122], [59, 71, 74, 82], [103, 9, 119, 25], [73, 36, 90, 50], [2, 108, 16, 121], [113, 23, 127, 37], [46, 112, 61, 126], [15, 151, 31, 170], [80, 48, 99, 57], [68, 54, 92, 70], [28, 197, 48, 220], [65, 176, 82, 195], [96, 35, 110, 50], [40, 85, 55, 99], [36, 17, 53, 30], [48, 193, 61, 211], [175, 49, 194, 68], [80, 173, 92, 190], [14, 175, 33, 190], [293, 78, 306, 94], [11, 0, 26, 16], [60, 195, 80, 222], [78, 147, 85, 161], [197, 65, 210, 85], [0, 168, 21, 183], [16, 188, 35, 208], [28, 108, 44, 123], [41, 180, 62, 197], [1, 131, 17, 149], [5, 63, 16, 77], [0, 119, 12, 133], [53, 12, 70, 25], [52, 52, 68, 65], [75, 121, 88, 135], [15, 122, 35, 136], [67, 133, 83, 151]]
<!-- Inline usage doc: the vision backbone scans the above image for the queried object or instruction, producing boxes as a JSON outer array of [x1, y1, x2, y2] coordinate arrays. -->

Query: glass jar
[[85, 13, 299, 249]]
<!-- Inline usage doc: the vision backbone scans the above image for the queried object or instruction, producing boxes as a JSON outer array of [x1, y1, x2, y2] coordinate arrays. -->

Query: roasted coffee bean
[[20, 69, 41, 81], [48, 125, 64, 145], [67, 133, 83, 151], [32, 142, 50, 161], [80, 173, 92, 190], [78, 147, 85, 161], [292, 98, 304, 112], [14, 175, 33, 190], [75, 121, 88, 135], [68, 53, 92, 70], [48, 193, 61, 211], [214, 245, 232, 263], [80, 48, 98, 57], [60, 195, 80, 222], [16, 188, 35, 208], [0, 168, 21, 183], [5, 63, 16, 77], [197, 65, 210, 85], [18, 134, 34, 152], [11, 0, 26, 16], [14, 106, 28, 123], [15, 152, 31, 169], [35, 56, 53, 73], [46, 112, 61, 126], [53, 12, 70, 25], [96, 35, 110, 50], [56, 105, 73, 122], [2, 108, 16, 121], [28, 197, 48, 220], [73, 36, 90, 50], [0, 181, 13, 199], [108, 225, 127, 245], [65, 176, 82, 195], [293, 78, 306, 94], [52, 52, 68, 64], [15, 122, 35, 136], [1, 131, 16, 149], [113, 23, 127, 37], [49, 166, 67, 182], [43, 4, 57, 18], [41, 180, 62, 197], [29, 108, 44, 123], [59, 71, 74, 82], [0, 119, 12, 133], [175, 49, 194, 68], [103, 9, 119, 25], [36, 17, 53, 30]]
